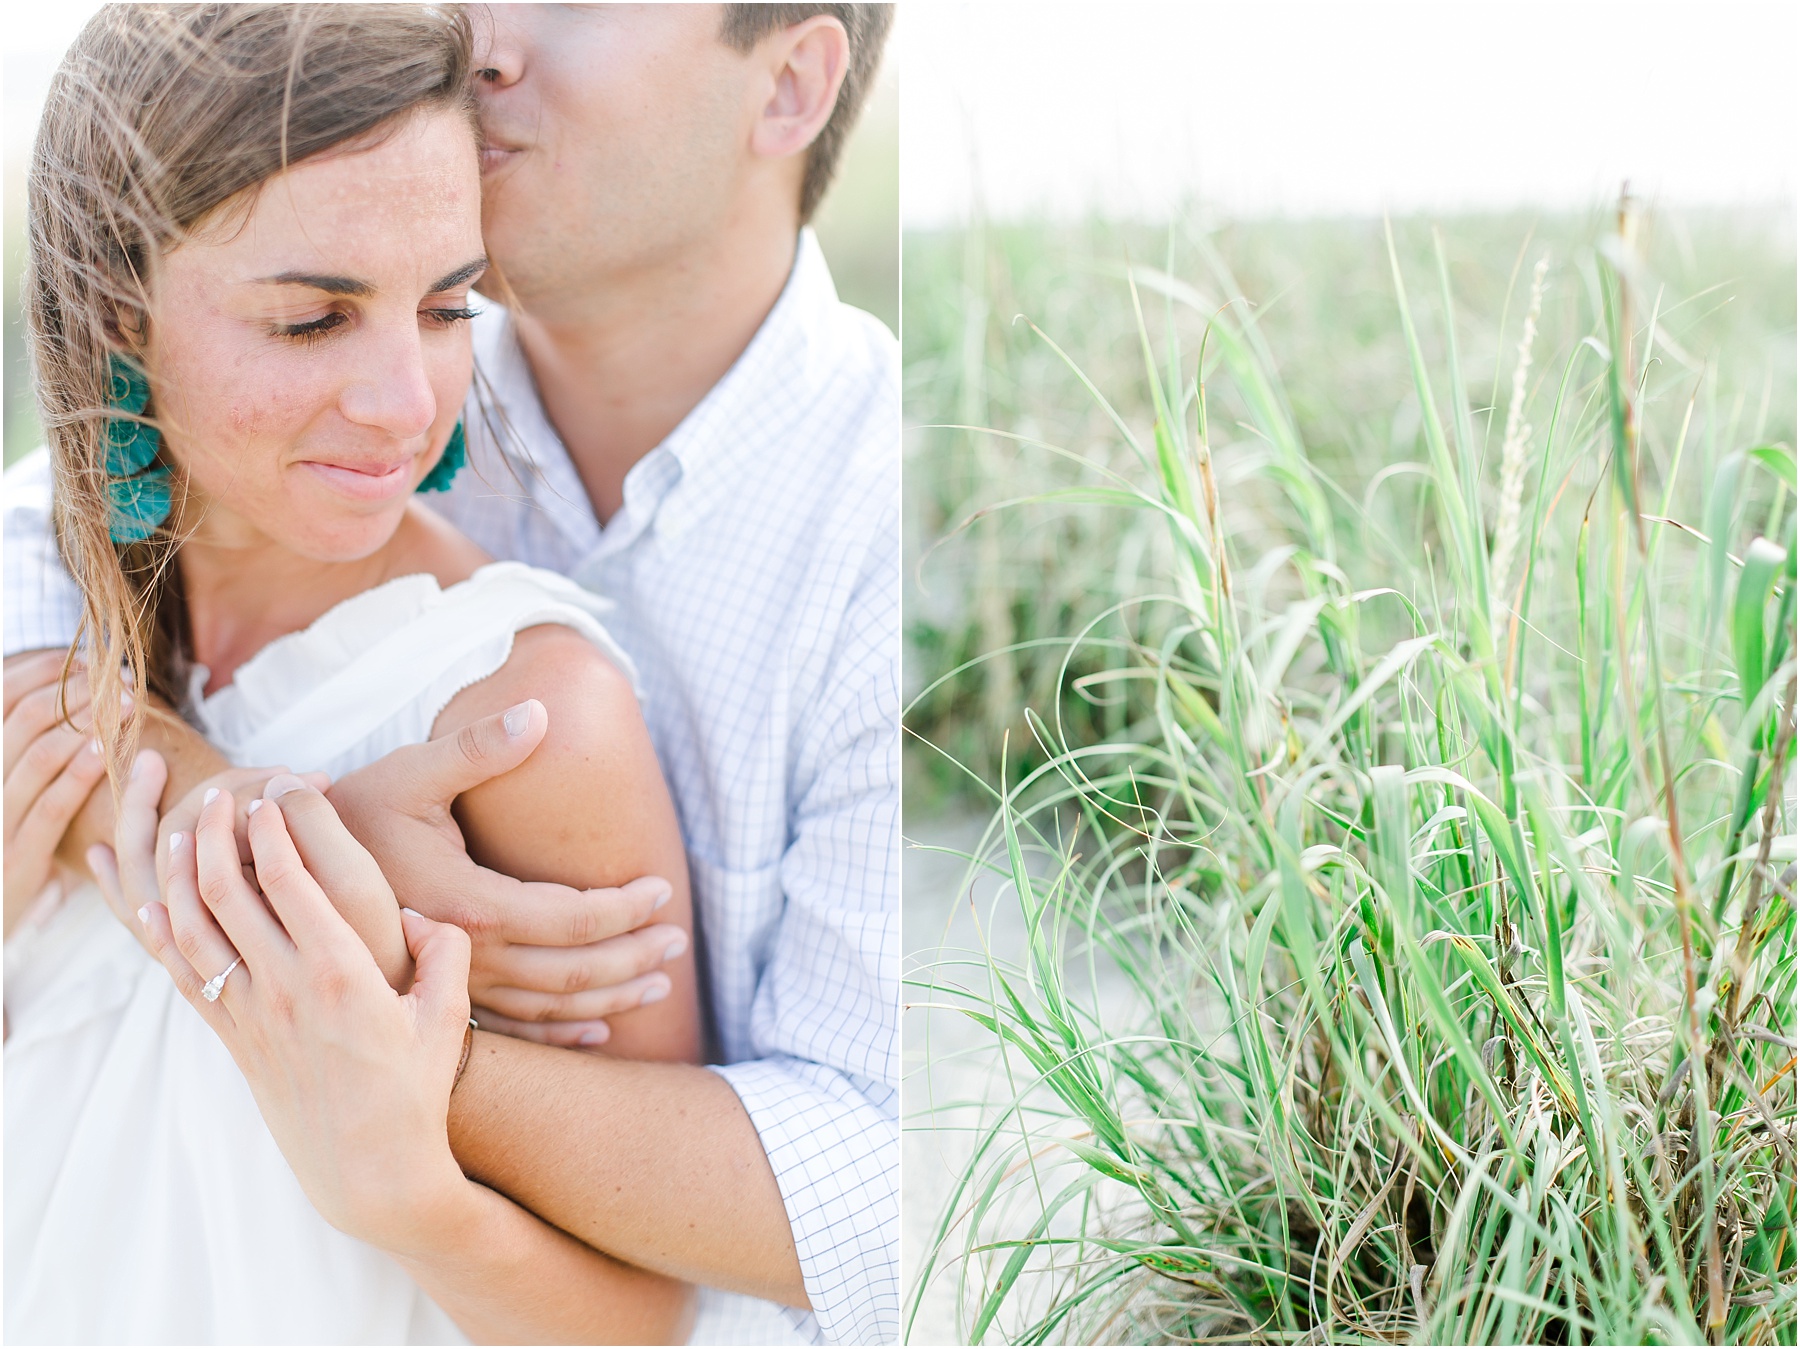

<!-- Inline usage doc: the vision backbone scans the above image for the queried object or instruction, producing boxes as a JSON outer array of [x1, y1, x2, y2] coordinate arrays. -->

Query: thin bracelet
[[454, 1017, 478, 1091]]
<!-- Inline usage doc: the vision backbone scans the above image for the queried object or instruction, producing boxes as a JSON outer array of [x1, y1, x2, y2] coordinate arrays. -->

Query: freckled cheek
[[170, 364, 340, 498]]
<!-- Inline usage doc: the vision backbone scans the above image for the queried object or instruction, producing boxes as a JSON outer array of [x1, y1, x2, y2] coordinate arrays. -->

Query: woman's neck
[[178, 505, 464, 695]]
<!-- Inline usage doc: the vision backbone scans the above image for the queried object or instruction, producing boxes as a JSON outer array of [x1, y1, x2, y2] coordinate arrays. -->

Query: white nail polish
[[663, 934, 687, 962], [168, 832, 185, 853], [639, 982, 669, 1006], [136, 906, 150, 925], [247, 799, 263, 815], [578, 1027, 608, 1046], [503, 702, 531, 737], [202, 787, 220, 807], [652, 887, 671, 911], [89, 738, 103, 755]]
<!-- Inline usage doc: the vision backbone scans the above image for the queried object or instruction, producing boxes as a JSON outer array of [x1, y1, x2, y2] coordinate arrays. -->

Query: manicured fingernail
[[639, 981, 669, 1006], [136, 905, 150, 925], [401, 907, 422, 918], [203, 787, 220, 807], [247, 798, 263, 815], [652, 884, 671, 911], [89, 738, 103, 755], [663, 932, 688, 962], [131, 751, 151, 779], [265, 774, 305, 798], [503, 701, 531, 737], [578, 1027, 609, 1046], [168, 831, 185, 852]]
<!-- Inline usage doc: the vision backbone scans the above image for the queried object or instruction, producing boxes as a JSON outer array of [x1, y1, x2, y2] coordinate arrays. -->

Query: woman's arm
[[431, 623, 700, 1062], [137, 778, 697, 1344]]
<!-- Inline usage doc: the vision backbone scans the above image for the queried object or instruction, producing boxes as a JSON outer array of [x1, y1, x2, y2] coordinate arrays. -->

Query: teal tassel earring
[[415, 420, 465, 494], [105, 356, 171, 543]]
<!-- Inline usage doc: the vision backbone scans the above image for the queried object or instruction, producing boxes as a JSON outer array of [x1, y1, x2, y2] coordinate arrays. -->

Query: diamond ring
[[200, 956, 242, 1003]]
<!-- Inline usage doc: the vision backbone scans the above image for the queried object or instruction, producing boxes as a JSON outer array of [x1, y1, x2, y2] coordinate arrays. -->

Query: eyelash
[[271, 306, 479, 346]]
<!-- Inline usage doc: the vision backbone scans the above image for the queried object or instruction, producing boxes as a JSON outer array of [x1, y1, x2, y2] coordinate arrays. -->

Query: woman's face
[[146, 108, 485, 561]]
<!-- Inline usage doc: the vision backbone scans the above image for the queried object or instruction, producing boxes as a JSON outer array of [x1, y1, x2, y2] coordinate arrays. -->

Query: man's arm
[[449, 1035, 808, 1304], [448, 520, 901, 1339]]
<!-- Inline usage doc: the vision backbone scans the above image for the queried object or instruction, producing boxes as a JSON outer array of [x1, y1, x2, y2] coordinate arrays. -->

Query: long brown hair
[[25, 3, 475, 784]]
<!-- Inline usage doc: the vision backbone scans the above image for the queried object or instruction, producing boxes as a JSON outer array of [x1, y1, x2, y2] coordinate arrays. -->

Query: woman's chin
[[275, 505, 412, 564]]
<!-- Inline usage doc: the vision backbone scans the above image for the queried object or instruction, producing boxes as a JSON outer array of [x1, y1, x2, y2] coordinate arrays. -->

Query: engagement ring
[[200, 957, 242, 1003]]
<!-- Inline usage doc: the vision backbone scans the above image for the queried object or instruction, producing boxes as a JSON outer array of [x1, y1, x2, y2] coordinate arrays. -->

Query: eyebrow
[[253, 256, 488, 297]]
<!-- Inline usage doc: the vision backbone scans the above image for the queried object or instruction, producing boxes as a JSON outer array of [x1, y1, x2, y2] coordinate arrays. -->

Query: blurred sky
[[902, 0, 1798, 224]]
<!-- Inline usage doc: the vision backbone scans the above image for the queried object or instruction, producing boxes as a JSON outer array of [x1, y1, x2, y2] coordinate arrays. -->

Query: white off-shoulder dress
[[4, 562, 635, 1345]]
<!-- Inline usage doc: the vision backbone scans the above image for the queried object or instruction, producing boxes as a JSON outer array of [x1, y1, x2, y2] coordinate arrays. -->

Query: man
[[2, 5, 897, 1343]]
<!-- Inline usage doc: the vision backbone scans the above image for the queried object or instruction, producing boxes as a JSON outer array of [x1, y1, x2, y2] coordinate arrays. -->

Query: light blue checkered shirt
[[2, 231, 900, 1345]]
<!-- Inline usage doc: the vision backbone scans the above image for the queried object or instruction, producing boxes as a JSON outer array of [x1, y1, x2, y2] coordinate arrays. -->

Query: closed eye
[[271, 311, 348, 344], [423, 305, 480, 327]]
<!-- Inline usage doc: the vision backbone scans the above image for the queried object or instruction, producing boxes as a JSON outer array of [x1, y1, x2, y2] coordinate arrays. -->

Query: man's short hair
[[720, 4, 893, 223]]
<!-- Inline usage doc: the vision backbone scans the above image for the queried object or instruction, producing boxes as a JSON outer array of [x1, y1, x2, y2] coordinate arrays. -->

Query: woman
[[4, 5, 697, 1342]]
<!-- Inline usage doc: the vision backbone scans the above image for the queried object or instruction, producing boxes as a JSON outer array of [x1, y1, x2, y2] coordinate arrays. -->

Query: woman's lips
[[300, 458, 414, 502]]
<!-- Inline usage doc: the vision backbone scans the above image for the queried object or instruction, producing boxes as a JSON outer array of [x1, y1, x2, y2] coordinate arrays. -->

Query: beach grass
[[903, 202, 1795, 1344]]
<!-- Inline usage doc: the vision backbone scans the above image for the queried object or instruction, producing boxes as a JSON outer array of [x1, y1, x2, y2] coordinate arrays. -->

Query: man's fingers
[[477, 919, 688, 996], [474, 969, 674, 1025], [462, 872, 673, 947], [468, 1006, 613, 1050], [406, 699, 548, 807]]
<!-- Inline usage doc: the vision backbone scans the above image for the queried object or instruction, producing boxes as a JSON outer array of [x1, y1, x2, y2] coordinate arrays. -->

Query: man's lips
[[299, 458, 414, 502], [480, 140, 524, 174]]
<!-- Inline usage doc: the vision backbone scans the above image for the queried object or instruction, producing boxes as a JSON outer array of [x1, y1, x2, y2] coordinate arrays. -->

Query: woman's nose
[[338, 328, 436, 442]]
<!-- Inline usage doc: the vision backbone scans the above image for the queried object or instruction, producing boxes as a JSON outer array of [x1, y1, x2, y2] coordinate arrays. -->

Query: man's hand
[[325, 700, 684, 1047], [5, 652, 110, 933]]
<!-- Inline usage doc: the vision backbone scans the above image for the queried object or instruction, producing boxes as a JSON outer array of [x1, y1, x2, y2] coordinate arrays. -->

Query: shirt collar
[[477, 229, 840, 555]]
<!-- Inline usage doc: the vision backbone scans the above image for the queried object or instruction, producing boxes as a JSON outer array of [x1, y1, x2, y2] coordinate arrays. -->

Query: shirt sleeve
[[710, 471, 900, 1346], [4, 450, 85, 658]]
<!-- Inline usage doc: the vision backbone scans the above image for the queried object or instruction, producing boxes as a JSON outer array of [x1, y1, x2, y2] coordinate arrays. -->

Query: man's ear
[[748, 15, 850, 161]]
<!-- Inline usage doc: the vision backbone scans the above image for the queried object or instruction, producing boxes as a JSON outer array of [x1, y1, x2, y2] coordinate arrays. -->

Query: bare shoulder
[[434, 624, 642, 788], [430, 623, 665, 890]]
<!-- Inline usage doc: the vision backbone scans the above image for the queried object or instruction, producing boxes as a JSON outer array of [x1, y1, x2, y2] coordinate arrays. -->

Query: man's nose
[[471, 6, 524, 89]]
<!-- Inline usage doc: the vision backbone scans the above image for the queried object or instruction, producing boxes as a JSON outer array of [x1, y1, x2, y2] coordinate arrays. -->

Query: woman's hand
[[4, 651, 109, 934], [139, 784, 471, 1254]]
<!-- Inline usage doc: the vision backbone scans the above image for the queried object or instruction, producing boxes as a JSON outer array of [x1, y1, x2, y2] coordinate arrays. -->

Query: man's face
[[472, 4, 757, 305]]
